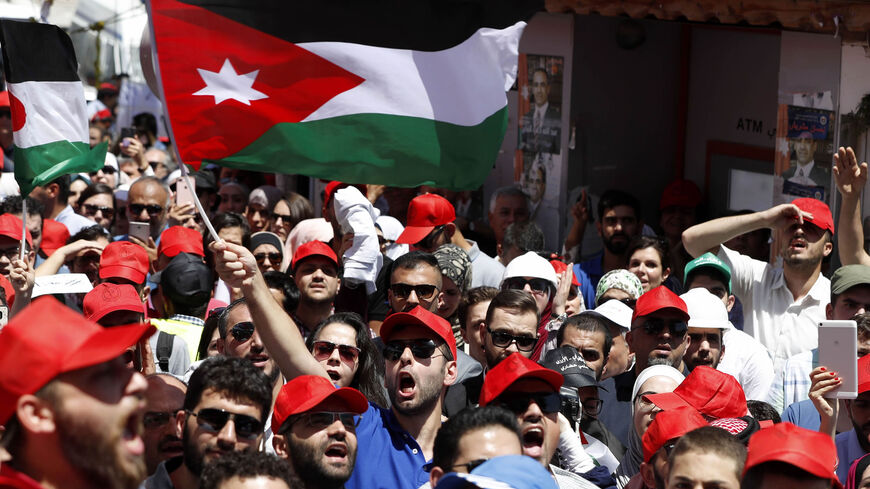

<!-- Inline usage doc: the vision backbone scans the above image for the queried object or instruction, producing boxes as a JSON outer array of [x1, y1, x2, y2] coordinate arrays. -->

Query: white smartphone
[[819, 320, 859, 399], [128, 221, 151, 243], [176, 177, 196, 207]]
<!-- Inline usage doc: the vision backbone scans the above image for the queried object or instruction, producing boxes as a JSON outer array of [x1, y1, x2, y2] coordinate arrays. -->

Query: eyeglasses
[[494, 392, 561, 414], [144, 410, 178, 429], [583, 398, 604, 416], [286, 412, 359, 433], [129, 203, 164, 216], [89, 166, 117, 176], [416, 225, 445, 250], [389, 283, 439, 301], [383, 339, 440, 362], [637, 317, 688, 337], [451, 458, 489, 473], [254, 252, 282, 264], [187, 408, 263, 440], [230, 321, 255, 342], [312, 341, 361, 364], [0, 247, 20, 260], [486, 327, 537, 352], [502, 277, 552, 296], [82, 203, 115, 219]]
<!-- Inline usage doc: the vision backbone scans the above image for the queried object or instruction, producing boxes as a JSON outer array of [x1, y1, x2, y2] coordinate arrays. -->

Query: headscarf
[[248, 185, 283, 211], [596, 269, 644, 306], [375, 215, 408, 260], [434, 244, 473, 347], [249, 231, 284, 255], [846, 453, 870, 489], [615, 365, 686, 488], [281, 218, 334, 272]]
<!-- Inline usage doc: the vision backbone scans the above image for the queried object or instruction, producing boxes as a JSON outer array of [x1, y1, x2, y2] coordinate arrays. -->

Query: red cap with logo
[[380, 306, 457, 362], [0, 214, 32, 248], [40, 219, 69, 257], [792, 197, 834, 235], [659, 179, 702, 210], [83, 283, 145, 323], [550, 260, 580, 287], [271, 375, 368, 434], [479, 352, 563, 407], [743, 422, 842, 488], [645, 366, 747, 419], [631, 285, 689, 324], [0, 296, 155, 424], [99, 241, 149, 284], [291, 240, 338, 271], [158, 226, 204, 258], [396, 194, 456, 245], [642, 406, 707, 462]]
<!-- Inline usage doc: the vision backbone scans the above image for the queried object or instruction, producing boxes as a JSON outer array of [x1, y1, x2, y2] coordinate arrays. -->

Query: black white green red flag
[[0, 20, 107, 195], [147, 0, 541, 189]]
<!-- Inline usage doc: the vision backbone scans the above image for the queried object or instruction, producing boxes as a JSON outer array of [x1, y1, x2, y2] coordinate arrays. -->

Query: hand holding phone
[[819, 320, 859, 399], [175, 177, 196, 207], [128, 221, 151, 243]]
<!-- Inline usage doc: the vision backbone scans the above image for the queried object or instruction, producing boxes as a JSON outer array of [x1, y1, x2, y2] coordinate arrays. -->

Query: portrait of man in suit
[[519, 67, 561, 154], [782, 131, 829, 188]]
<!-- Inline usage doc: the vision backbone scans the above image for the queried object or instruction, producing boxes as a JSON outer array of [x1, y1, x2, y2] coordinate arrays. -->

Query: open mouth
[[122, 408, 145, 457], [326, 369, 342, 382], [397, 372, 417, 399], [522, 426, 545, 459], [325, 442, 348, 461], [788, 238, 807, 251], [247, 354, 270, 369]]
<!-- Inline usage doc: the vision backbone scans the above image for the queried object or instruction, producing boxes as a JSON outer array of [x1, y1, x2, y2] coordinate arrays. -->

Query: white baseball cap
[[592, 299, 633, 331], [679, 288, 732, 330], [501, 251, 558, 288]]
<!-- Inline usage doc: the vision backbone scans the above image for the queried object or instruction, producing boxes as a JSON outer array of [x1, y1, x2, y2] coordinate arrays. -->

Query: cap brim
[[644, 391, 692, 411], [64, 321, 156, 373], [99, 265, 146, 284], [747, 450, 842, 489], [396, 225, 434, 245]]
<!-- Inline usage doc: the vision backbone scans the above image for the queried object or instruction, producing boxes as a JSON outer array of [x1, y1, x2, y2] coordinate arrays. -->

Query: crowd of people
[[1, 85, 870, 489]]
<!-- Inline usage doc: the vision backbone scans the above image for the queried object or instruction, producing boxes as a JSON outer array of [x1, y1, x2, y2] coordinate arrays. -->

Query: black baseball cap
[[158, 253, 212, 306], [539, 346, 603, 391]]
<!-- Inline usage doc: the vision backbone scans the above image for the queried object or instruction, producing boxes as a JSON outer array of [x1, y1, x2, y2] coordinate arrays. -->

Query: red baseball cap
[[792, 197, 834, 235], [380, 306, 457, 362], [158, 226, 204, 258], [744, 422, 841, 487], [99, 241, 149, 284], [645, 366, 747, 419], [858, 355, 870, 394], [40, 219, 69, 257], [98, 82, 118, 93], [550, 260, 580, 287], [90, 108, 114, 122], [642, 406, 707, 462], [291, 240, 338, 271], [0, 296, 155, 424], [479, 352, 563, 407], [83, 283, 145, 323], [0, 274, 14, 307], [271, 375, 368, 434], [396, 194, 456, 245], [659, 179, 702, 210], [323, 181, 367, 209], [0, 214, 32, 248], [0, 91, 9, 108], [631, 285, 690, 324]]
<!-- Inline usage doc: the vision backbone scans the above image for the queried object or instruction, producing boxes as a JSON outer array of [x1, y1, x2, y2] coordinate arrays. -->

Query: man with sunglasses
[[124, 177, 171, 254], [271, 375, 367, 489], [143, 356, 272, 489], [627, 286, 691, 376], [388, 251, 445, 316], [478, 353, 599, 489], [500, 251, 558, 361], [480, 289, 540, 369], [683, 198, 834, 377], [291, 240, 341, 336]]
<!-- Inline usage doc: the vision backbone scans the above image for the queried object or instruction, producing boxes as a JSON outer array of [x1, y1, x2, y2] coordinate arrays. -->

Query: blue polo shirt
[[346, 402, 430, 489]]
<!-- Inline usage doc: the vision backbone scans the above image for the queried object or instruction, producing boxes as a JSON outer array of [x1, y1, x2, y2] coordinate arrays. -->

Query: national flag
[[147, 0, 541, 190], [0, 20, 107, 195]]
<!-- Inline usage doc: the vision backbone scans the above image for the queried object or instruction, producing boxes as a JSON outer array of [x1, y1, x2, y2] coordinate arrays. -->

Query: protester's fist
[[8, 258, 33, 297], [210, 240, 259, 288], [833, 146, 868, 199]]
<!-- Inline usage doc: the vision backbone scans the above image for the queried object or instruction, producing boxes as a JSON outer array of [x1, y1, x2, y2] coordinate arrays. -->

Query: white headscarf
[[376, 215, 408, 261]]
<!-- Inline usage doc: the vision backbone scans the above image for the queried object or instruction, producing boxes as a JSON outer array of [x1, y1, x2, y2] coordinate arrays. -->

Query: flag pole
[[177, 161, 220, 243], [19, 199, 26, 261]]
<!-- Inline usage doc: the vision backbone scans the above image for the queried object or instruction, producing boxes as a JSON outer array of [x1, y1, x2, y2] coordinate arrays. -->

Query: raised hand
[[833, 146, 868, 199]]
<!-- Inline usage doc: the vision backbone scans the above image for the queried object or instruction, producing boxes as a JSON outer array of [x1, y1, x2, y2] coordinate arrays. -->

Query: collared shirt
[[346, 402, 430, 489], [465, 239, 504, 288], [766, 349, 816, 413], [718, 245, 829, 374], [0, 465, 47, 489], [836, 429, 868, 484], [54, 204, 97, 236], [717, 327, 775, 401]]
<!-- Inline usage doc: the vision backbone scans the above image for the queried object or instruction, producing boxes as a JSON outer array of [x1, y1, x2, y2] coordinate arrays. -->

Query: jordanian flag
[[0, 20, 107, 195], [147, 0, 540, 189]]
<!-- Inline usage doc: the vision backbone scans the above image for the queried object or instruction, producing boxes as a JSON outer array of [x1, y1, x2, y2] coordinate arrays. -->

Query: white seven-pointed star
[[193, 59, 268, 106]]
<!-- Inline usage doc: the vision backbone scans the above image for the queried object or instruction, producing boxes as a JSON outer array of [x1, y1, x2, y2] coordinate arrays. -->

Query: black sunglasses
[[272, 212, 293, 223], [486, 327, 537, 352], [82, 203, 115, 219], [312, 341, 361, 364], [188, 408, 263, 440], [451, 458, 489, 473], [638, 317, 688, 337], [502, 277, 552, 296], [254, 252, 282, 264], [144, 410, 178, 429], [416, 225, 445, 250], [230, 321, 255, 342], [129, 203, 164, 216], [89, 166, 117, 176], [389, 283, 439, 301], [284, 411, 359, 433], [383, 339, 440, 362], [495, 392, 561, 415]]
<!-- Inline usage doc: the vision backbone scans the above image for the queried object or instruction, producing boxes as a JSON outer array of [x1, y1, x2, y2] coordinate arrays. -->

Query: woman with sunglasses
[[614, 365, 685, 488], [626, 236, 674, 294], [248, 231, 284, 274], [304, 312, 388, 408], [76, 183, 116, 233], [270, 192, 313, 242]]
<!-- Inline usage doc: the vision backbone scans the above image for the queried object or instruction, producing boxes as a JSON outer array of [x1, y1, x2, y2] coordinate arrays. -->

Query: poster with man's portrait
[[773, 103, 834, 204]]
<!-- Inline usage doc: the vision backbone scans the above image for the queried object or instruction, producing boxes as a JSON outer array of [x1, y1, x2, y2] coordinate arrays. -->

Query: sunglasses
[[451, 458, 489, 473], [383, 339, 440, 362], [285, 411, 359, 433], [207, 306, 226, 320], [188, 408, 263, 440], [389, 283, 439, 301], [89, 166, 117, 176], [144, 410, 178, 429], [312, 341, 361, 364], [416, 225, 445, 250], [495, 392, 561, 415], [502, 277, 552, 296], [82, 203, 115, 219], [272, 212, 293, 223], [638, 317, 688, 337], [129, 203, 164, 216], [230, 321, 255, 342], [254, 252, 282, 264], [486, 327, 537, 352]]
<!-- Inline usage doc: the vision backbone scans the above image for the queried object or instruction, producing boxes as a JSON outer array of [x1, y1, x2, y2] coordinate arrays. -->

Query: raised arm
[[682, 204, 810, 258], [833, 146, 870, 266], [210, 240, 328, 381]]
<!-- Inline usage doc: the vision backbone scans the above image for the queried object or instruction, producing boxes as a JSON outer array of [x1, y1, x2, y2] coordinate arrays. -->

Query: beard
[[386, 368, 444, 417], [54, 405, 146, 489], [287, 434, 357, 489], [648, 356, 680, 369], [602, 232, 631, 255], [181, 421, 206, 476]]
